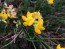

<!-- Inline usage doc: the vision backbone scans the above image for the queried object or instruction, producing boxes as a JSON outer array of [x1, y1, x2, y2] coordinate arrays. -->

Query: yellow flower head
[[0, 11, 8, 20], [47, 0, 54, 4], [34, 18, 45, 34], [33, 12, 45, 34], [22, 11, 45, 34], [22, 11, 34, 26], [56, 44, 65, 49]]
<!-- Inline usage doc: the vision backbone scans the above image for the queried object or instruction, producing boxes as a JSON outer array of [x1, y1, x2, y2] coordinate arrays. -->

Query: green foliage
[[0, 0, 65, 49]]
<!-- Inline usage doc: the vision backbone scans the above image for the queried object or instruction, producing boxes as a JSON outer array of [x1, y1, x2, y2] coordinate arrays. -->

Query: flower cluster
[[22, 11, 45, 34], [0, 2, 45, 35], [0, 3, 17, 23]]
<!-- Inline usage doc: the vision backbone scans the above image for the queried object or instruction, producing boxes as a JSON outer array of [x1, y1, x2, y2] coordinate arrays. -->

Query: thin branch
[[32, 41, 37, 49], [0, 29, 23, 49], [55, 26, 61, 33], [41, 38, 65, 40], [0, 38, 14, 49]]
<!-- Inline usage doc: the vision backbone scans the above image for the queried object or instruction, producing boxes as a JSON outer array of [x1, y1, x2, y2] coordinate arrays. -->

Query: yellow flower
[[56, 44, 65, 49], [34, 18, 45, 34], [47, 0, 54, 4], [23, 18, 35, 26], [22, 11, 34, 26], [0, 11, 8, 20], [22, 11, 45, 34]]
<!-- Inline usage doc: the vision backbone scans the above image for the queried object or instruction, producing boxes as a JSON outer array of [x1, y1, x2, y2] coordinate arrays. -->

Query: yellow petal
[[35, 24, 44, 31], [7, 13, 13, 18], [0, 13, 1, 17], [61, 48, 65, 49], [56, 44, 61, 49], [7, 13, 10, 17], [23, 22, 28, 26], [2, 13, 8, 20], [35, 19, 44, 29], [27, 11, 32, 18], [38, 18, 44, 25], [47, 0, 54, 4], [35, 29, 41, 34], [0, 11, 8, 20], [28, 19, 35, 26], [37, 11, 42, 19], [40, 27, 45, 30], [32, 12, 38, 18], [56, 44, 65, 49], [22, 15, 27, 21]]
